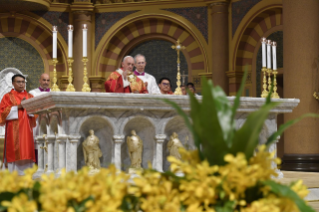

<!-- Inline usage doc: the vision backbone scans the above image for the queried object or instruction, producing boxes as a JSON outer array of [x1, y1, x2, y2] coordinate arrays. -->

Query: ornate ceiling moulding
[[71, 1, 94, 12], [0, 0, 51, 12]]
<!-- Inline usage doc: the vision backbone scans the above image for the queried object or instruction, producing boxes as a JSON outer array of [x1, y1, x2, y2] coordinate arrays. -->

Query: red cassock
[[0, 89, 37, 163], [105, 71, 148, 94]]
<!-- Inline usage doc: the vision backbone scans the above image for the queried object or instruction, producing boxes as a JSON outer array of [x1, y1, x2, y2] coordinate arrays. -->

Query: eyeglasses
[[162, 82, 170, 86], [14, 81, 25, 84]]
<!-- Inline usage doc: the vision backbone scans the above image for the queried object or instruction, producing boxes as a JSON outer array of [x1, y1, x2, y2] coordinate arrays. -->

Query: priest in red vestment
[[105, 56, 148, 93], [0, 74, 37, 175]]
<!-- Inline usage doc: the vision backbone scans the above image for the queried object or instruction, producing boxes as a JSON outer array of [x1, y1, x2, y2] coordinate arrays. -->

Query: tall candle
[[272, 41, 277, 70], [82, 24, 88, 58], [266, 39, 272, 69], [261, 37, 266, 67], [68, 25, 73, 58], [52, 26, 57, 59]]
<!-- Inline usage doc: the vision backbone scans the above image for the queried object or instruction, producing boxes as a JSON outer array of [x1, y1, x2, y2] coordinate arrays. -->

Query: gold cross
[[171, 40, 186, 95]]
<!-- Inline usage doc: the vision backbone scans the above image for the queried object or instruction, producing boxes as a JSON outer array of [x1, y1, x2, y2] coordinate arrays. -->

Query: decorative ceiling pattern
[[232, 0, 262, 36], [0, 0, 51, 11], [164, 7, 208, 42], [95, 10, 139, 48]]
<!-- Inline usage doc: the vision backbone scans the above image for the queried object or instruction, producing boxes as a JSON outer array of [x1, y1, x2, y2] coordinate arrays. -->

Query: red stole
[[0, 89, 37, 163], [105, 71, 148, 94]]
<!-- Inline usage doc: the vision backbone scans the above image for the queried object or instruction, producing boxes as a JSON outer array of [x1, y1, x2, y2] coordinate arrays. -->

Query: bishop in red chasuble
[[0, 74, 37, 175], [105, 56, 148, 94]]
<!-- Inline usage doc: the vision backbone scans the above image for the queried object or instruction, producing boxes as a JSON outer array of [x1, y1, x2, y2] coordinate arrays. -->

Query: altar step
[[278, 171, 319, 211]]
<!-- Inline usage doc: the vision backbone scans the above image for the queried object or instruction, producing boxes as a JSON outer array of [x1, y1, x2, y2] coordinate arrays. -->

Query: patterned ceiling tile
[[95, 10, 139, 48], [164, 7, 208, 42]]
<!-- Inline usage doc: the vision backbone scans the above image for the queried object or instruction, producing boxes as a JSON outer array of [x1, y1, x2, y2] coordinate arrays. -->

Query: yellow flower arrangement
[[0, 72, 316, 212]]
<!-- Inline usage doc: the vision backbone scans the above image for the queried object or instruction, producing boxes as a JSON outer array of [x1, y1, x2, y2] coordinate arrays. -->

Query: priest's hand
[[144, 82, 148, 88]]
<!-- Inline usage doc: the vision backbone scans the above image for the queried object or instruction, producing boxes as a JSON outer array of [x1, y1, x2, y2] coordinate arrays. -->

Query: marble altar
[[20, 92, 300, 179]]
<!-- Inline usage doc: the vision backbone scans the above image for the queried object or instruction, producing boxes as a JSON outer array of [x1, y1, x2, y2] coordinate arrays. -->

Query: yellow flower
[[1, 193, 37, 212]]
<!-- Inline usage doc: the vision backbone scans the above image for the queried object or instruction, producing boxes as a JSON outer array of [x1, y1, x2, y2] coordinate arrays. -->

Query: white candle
[[82, 24, 88, 58], [68, 25, 73, 58], [261, 37, 266, 67], [52, 26, 57, 59], [266, 39, 272, 69], [272, 41, 277, 70]]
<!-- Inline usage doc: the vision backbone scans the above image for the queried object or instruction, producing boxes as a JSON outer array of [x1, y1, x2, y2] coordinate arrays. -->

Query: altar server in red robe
[[0, 74, 37, 175], [105, 56, 148, 93]]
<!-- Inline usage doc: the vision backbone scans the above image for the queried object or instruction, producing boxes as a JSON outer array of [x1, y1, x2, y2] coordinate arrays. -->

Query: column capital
[[155, 134, 166, 143], [207, 0, 229, 7], [68, 135, 81, 143], [56, 134, 69, 143], [113, 135, 125, 143], [35, 135, 46, 143], [46, 135, 56, 143], [71, 2, 94, 13]]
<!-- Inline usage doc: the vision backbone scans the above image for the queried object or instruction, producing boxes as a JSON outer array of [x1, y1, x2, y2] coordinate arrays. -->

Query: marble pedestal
[[21, 92, 299, 179]]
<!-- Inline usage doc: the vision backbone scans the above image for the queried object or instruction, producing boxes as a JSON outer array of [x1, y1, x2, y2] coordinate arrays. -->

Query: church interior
[[1, 0, 319, 210]]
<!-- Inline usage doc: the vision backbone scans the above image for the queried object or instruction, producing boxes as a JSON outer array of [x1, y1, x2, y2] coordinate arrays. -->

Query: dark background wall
[[128, 39, 189, 91]]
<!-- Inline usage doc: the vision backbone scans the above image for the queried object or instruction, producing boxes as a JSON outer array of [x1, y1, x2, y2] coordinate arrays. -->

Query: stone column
[[66, 135, 81, 172], [210, 2, 229, 94], [154, 134, 166, 172], [113, 135, 125, 170], [71, 2, 94, 91], [46, 135, 56, 174], [33, 136, 45, 179], [282, 0, 319, 171], [56, 134, 68, 176]]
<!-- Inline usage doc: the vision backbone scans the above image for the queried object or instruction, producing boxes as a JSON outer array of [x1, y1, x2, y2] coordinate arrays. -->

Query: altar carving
[[127, 130, 143, 173], [82, 130, 102, 174], [20, 92, 300, 179], [167, 132, 184, 160]]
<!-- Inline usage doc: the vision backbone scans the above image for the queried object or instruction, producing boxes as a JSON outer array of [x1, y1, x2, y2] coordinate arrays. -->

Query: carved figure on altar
[[104, 56, 148, 93], [82, 130, 102, 173], [127, 130, 143, 171], [167, 132, 184, 160]]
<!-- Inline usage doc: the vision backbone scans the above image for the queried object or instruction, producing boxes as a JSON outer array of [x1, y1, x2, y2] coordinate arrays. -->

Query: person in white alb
[[133, 54, 161, 94]]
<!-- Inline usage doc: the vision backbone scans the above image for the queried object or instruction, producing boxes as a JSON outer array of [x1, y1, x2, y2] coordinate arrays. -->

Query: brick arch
[[235, 8, 282, 73], [232, 7, 282, 96], [0, 13, 67, 74], [97, 18, 206, 79]]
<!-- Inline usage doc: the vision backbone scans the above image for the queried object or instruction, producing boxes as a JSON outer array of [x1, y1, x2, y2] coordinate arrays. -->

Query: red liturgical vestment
[[105, 69, 148, 93], [0, 89, 37, 163]]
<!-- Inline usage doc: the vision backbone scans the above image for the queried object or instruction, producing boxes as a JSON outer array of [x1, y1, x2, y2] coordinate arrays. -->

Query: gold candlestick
[[82, 57, 91, 92], [261, 67, 268, 98], [51, 58, 60, 92], [271, 70, 280, 98], [172, 40, 185, 95], [66, 58, 75, 92], [267, 68, 272, 94]]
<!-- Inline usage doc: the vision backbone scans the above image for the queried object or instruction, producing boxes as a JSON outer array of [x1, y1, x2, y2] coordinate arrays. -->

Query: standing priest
[[105, 56, 148, 93], [0, 74, 37, 175], [133, 54, 161, 94]]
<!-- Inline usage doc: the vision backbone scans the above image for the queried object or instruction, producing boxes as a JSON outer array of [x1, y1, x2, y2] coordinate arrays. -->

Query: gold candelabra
[[267, 68, 272, 93], [261, 67, 268, 98], [271, 70, 280, 98], [66, 58, 75, 92], [82, 57, 91, 92], [51, 58, 60, 92], [172, 40, 185, 95]]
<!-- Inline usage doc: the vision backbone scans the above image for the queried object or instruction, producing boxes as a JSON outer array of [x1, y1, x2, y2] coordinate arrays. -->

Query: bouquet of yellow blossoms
[[0, 70, 316, 212]]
